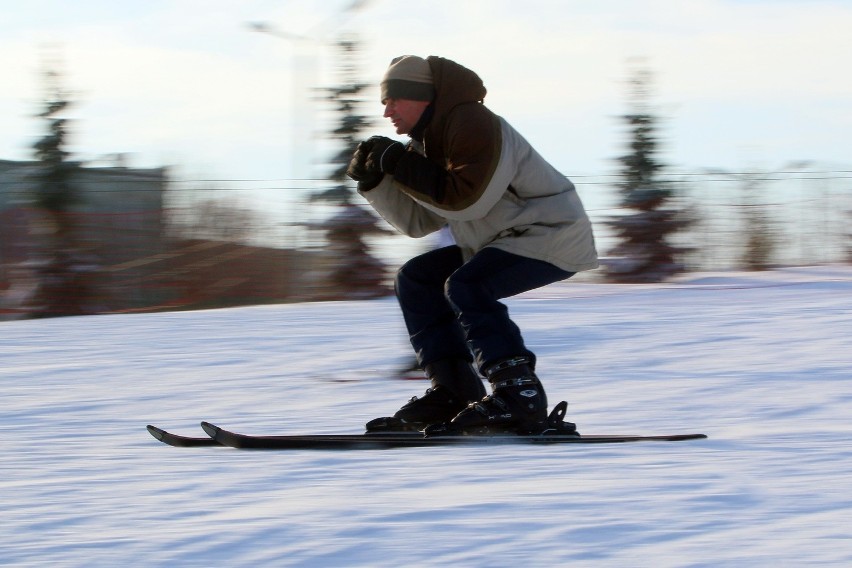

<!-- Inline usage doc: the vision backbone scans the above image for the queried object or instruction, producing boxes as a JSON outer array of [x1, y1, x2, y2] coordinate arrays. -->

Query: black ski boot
[[366, 358, 487, 432], [437, 356, 549, 435]]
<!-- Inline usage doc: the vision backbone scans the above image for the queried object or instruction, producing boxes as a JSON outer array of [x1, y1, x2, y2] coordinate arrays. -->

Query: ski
[[148, 401, 706, 450], [199, 421, 707, 450], [146, 424, 221, 447]]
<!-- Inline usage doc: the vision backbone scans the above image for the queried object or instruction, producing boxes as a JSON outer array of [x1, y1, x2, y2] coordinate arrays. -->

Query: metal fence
[[574, 168, 852, 270], [2, 168, 850, 318], [165, 168, 852, 271]]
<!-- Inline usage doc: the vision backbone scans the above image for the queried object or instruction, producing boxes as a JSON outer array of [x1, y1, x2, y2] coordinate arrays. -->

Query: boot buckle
[[491, 376, 539, 389]]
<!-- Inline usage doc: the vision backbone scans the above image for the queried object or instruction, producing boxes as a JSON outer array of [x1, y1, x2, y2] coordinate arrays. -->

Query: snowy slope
[[2, 266, 851, 567]]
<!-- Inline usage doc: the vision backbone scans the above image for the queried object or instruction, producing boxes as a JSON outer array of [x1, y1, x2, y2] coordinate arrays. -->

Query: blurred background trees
[[603, 67, 694, 283], [1, 40, 849, 320], [27, 62, 92, 316], [308, 34, 391, 299]]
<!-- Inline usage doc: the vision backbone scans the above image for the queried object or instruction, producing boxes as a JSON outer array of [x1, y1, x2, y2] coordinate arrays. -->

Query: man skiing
[[346, 55, 598, 434]]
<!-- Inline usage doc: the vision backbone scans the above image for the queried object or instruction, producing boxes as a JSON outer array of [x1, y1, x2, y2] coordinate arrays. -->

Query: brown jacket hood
[[423, 57, 488, 160], [426, 56, 487, 114]]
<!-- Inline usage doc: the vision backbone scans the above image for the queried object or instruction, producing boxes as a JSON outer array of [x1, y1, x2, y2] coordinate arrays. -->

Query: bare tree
[[738, 176, 778, 270], [171, 198, 260, 243]]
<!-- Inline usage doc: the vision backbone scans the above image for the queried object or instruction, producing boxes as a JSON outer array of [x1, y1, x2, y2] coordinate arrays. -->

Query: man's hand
[[347, 136, 406, 192], [364, 136, 405, 174], [346, 139, 383, 191]]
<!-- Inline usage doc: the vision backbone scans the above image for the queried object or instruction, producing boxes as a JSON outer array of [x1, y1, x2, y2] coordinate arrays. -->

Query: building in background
[[0, 159, 170, 317]]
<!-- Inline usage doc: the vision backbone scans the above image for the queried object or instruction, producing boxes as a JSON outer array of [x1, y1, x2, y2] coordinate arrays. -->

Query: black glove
[[364, 136, 405, 174], [346, 139, 384, 192]]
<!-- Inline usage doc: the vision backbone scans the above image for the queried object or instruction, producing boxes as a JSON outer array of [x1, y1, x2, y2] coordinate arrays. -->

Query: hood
[[422, 56, 488, 161], [426, 56, 487, 113]]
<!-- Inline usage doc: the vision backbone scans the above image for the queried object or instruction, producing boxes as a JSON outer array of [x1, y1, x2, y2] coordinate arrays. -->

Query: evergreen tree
[[603, 67, 693, 283], [32, 66, 77, 215], [316, 36, 374, 202], [29, 61, 89, 316], [311, 34, 391, 299]]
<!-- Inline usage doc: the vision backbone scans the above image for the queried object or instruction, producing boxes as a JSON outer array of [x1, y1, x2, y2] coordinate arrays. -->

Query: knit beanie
[[380, 55, 436, 103]]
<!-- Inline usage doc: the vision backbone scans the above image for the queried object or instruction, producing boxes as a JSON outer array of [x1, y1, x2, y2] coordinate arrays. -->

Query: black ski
[[148, 401, 707, 450], [199, 421, 706, 450], [146, 424, 220, 447]]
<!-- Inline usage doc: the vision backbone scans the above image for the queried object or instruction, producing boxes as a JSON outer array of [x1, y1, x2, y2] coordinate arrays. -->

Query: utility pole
[[246, 1, 370, 180]]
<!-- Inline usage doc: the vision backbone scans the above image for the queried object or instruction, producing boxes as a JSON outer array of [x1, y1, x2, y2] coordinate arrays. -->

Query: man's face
[[383, 98, 430, 135]]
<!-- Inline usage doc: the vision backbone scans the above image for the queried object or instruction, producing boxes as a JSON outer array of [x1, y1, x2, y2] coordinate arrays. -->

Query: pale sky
[[2, 0, 851, 210]]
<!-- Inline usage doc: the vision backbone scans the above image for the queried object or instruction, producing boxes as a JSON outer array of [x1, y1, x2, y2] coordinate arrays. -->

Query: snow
[[2, 265, 851, 567]]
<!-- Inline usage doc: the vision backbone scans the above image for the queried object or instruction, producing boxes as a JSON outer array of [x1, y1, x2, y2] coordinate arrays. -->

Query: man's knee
[[445, 272, 487, 311]]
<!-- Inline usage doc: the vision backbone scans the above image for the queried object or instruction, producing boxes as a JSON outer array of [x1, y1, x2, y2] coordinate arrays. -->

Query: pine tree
[[29, 61, 89, 316], [311, 34, 391, 299], [314, 35, 373, 204], [603, 67, 693, 283], [32, 66, 77, 215]]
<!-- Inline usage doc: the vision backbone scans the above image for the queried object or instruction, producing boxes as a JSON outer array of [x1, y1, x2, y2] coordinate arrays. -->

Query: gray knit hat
[[380, 55, 435, 103]]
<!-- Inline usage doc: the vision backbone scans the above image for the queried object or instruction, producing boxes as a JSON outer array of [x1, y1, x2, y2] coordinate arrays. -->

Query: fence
[[574, 168, 852, 270], [2, 169, 850, 318], [162, 169, 852, 270]]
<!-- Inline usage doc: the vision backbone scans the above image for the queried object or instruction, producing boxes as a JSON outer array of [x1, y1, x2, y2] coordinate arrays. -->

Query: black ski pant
[[395, 245, 574, 374]]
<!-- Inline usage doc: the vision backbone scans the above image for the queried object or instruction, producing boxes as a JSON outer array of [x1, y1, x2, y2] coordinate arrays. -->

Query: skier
[[347, 55, 598, 434]]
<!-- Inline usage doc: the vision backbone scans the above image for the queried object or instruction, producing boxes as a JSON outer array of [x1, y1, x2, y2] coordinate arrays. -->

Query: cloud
[[2, 0, 851, 179]]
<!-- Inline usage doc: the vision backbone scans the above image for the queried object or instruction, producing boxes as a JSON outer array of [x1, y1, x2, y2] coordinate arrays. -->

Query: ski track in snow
[[2, 266, 851, 567]]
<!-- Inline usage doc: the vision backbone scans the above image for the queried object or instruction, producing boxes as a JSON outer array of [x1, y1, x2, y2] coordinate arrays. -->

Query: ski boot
[[366, 358, 487, 433], [430, 356, 549, 435]]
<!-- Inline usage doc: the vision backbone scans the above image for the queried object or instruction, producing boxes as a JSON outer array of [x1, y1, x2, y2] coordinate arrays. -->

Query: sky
[[2, 0, 851, 214]]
